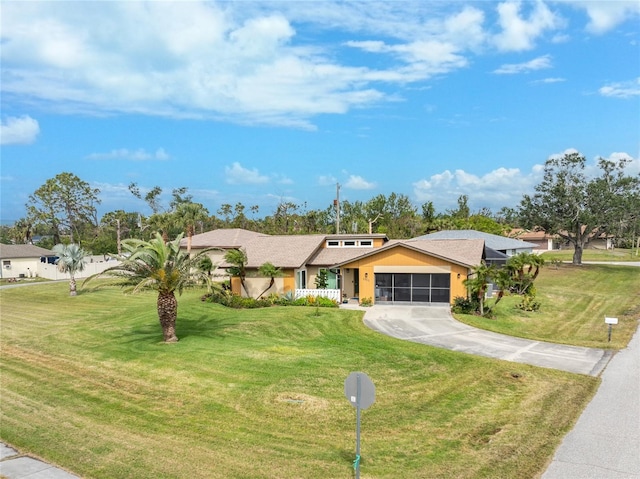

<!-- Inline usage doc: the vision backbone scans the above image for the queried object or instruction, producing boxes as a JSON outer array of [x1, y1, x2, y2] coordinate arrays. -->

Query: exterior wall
[[230, 269, 295, 298], [340, 247, 469, 304], [1, 256, 118, 280]]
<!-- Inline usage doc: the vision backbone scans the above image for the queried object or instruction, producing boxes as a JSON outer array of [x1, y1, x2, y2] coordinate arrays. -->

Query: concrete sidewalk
[[542, 328, 640, 478], [361, 305, 612, 376], [0, 443, 79, 479]]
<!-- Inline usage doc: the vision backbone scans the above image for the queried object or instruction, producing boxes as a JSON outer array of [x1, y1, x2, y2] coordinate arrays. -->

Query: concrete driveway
[[360, 305, 613, 376]]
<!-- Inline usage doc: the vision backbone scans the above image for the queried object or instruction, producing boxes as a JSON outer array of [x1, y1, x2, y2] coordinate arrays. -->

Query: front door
[[353, 268, 359, 297]]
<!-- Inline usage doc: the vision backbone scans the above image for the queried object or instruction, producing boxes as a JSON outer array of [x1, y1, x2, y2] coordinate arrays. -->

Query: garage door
[[374, 273, 450, 304]]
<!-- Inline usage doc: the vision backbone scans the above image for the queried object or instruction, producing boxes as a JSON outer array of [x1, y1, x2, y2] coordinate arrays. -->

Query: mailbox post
[[605, 317, 618, 342]]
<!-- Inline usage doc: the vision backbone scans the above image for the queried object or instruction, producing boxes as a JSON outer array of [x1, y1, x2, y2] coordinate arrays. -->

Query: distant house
[[0, 244, 119, 281], [414, 230, 537, 257], [181, 229, 487, 305], [0, 244, 56, 279], [509, 228, 614, 251]]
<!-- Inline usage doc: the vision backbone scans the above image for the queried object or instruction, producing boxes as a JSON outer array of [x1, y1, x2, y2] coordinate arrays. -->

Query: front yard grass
[[455, 264, 640, 349], [0, 282, 598, 478], [541, 247, 639, 262]]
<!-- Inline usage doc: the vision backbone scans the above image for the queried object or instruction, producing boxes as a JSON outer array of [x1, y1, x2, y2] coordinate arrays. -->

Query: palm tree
[[176, 202, 209, 253], [464, 263, 496, 316], [224, 248, 250, 297], [257, 262, 282, 299], [85, 233, 214, 342], [53, 243, 88, 296]]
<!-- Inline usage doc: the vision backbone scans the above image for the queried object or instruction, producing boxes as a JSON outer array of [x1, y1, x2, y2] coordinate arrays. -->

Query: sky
[[1, 0, 639, 224]]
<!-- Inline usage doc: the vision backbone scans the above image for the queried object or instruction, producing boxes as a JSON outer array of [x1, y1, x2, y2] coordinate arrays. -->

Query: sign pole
[[344, 371, 375, 479], [355, 374, 361, 479]]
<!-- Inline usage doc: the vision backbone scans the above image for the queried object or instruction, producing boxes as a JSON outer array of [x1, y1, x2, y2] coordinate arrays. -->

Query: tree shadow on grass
[[177, 312, 234, 341], [120, 314, 234, 346]]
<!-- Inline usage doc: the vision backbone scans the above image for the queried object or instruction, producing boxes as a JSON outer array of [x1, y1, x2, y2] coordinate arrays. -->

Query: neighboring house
[[182, 228, 487, 305], [508, 229, 559, 251], [0, 244, 118, 280], [414, 230, 537, 257], [509, 228, 614, 251], [0, 244, 57, 279]]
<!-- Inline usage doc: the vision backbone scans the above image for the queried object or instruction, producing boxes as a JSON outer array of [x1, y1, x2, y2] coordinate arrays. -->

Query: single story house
[[0, 244, 57, 279], [509, 228, 614, 251], [182, 229, 487, 305], [414, 230, 537, 257]]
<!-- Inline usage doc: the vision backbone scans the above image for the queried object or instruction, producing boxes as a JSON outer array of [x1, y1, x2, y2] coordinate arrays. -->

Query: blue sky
[[1, 1, 639, 224]]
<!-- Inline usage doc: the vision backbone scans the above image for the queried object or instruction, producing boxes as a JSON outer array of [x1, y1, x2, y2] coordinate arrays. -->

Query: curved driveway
[[360, 305, 612, 376]]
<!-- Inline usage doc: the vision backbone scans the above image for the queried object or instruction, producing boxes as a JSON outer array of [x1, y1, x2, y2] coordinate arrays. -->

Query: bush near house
[[202, 291, 339, 309]]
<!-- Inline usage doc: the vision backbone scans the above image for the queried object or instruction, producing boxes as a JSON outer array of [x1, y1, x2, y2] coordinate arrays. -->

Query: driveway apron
[[362, 305, 612, 376]]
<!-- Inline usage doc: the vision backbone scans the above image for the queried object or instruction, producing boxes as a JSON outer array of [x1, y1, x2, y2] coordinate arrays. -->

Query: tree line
[[2, 151, 639, 265]]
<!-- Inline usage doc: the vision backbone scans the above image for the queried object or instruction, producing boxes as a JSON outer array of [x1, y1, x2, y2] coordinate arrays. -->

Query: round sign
[[344, 372, 375, 410]]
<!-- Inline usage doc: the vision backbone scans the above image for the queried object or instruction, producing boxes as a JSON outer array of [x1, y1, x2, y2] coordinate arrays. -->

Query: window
[[359, 240, 373, 247], [3, 260, 11, 269], [296, 270, 307, 289], [343, 240, 356, 247], [326, 240, 340, 247]]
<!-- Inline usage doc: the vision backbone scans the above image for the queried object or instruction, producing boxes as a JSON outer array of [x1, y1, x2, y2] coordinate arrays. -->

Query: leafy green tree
[[27, 172, 100, 244], [53, 243, 88, 296], [314, 269, 329, 289], [8, 218, 33, 244], [257, 262, 282, 299], [224, 248, 249, 297], [519, 152, 640, 264], [85, 233, 213, 342]]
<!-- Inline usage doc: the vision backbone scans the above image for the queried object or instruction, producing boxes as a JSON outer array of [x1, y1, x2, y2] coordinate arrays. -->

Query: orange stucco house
[[182, 229, 486, 305]]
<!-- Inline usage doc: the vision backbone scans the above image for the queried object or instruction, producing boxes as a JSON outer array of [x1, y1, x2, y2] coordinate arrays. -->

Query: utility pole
[[335, 183, 341, 234]]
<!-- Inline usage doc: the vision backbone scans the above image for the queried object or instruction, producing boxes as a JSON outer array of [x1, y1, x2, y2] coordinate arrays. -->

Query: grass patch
[[541, 247, 639, 262], [1, 282, 598, 478], [456, 264, 640, 349]]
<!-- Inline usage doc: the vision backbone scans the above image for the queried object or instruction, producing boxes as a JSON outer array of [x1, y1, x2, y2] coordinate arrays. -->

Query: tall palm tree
[[176, 202, 209, 253], [85, 233, 214, 342], [53, 243, 88, 296]]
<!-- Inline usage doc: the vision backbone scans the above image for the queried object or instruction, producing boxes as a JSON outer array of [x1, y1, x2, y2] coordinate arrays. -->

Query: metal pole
[[355, 373, 361, 479], [608, 324, 612, 342]]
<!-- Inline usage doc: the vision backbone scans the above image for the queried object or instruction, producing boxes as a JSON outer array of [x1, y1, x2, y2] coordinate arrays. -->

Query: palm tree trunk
[[157, 291, 179, 342], [69, 275, 77, 296]]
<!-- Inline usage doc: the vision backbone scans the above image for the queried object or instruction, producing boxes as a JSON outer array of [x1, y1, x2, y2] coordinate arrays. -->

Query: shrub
[[359, 297, 373, 307], [515, 294, 541, 312], [452, 296, 479, 314]]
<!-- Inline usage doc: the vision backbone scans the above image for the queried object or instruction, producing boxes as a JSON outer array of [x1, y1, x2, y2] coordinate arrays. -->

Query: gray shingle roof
[[414, 230, 536, 252], [0, 244, 55, 259], [183, 228, 265, 249], [220, 235, 327, 269]]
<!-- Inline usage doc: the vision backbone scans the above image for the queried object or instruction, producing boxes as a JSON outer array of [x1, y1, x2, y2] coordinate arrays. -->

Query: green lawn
[[1, 282, 599, 478], [455, 264, 640, 349], [541, 247, 640, 262]]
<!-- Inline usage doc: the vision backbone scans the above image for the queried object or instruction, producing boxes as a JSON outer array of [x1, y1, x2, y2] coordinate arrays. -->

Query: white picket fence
[[294, 288, 341, 302]]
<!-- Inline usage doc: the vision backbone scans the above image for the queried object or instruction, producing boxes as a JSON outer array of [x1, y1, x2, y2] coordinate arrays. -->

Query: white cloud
[[532, 77, 566, 84], [573, 1, 640, 34], [318, 175, 337, 186], [413, 166, 542, 211], [224, 162, 269, 185], [344, 175, 376, 190], [599, 78, 640, 99], [0, 115, 40, 145], [493, 1, 562, 51], [86, 148, 170, 161], [493, 54, 553, 74]]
